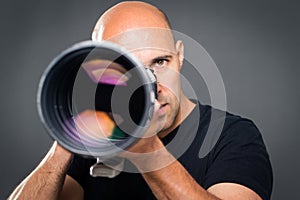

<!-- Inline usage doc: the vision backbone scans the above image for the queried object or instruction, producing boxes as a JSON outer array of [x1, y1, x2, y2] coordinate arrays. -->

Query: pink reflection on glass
[[82, 59, 128, 86]]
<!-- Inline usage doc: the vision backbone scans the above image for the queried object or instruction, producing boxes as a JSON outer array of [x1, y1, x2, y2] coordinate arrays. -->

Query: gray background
[[1, 0, 299, 199]]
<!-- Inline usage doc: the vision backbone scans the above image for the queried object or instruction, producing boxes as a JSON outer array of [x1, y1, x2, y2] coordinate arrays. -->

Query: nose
[[156, 81, 162, 95]]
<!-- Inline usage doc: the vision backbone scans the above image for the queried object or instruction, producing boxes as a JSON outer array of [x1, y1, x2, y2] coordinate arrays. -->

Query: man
[[8, 1, 272, 200]]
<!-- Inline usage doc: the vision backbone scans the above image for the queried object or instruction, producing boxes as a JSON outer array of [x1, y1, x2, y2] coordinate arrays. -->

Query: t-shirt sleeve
[[202, 119, 273, 200], [67, 155, 95, 188]]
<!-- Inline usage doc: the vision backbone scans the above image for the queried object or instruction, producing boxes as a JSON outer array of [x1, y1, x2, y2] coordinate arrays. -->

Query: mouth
[[157, 102, 168, 116], [159, 103, 168, 109]]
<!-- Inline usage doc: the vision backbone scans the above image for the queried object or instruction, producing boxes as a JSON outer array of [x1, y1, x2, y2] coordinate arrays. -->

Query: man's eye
[[155, 59, 168, 67]]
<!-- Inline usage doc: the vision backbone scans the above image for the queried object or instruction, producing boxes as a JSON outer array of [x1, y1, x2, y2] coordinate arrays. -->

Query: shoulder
[[198, 103, 263, 146], [197, 103, 273, 200], [199, 103, 270, 163]]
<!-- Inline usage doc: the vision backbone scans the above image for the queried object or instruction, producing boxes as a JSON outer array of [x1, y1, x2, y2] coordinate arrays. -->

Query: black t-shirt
[[67, 102, 273, 200]]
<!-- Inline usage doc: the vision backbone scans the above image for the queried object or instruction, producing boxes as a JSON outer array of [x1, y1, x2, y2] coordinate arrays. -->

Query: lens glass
[[64, 47, 149, 154]]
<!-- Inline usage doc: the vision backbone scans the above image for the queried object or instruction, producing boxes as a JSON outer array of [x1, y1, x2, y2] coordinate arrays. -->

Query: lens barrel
[[37, 41, 156, 158]]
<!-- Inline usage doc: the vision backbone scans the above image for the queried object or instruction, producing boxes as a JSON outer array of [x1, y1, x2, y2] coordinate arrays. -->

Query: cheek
[[157, 67, 181, 98]]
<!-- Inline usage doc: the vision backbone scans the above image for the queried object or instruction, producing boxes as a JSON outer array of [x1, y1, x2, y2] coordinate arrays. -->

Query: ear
[[176, 40, 184, 69]]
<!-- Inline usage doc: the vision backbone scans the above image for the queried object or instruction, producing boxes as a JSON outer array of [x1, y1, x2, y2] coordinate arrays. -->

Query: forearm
[[8, 142, 73, 200], [129, 137, 220, 200], [141, 159, 220, 200]]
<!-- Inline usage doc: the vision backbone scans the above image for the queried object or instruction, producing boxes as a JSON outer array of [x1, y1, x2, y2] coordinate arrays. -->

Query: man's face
[[134, 47, 182, 131], [104, 28, 183, 131], [97, 26, 183, 133]]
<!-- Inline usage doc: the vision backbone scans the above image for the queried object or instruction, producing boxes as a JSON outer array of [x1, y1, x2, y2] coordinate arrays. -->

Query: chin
[[162, 116, 176, 131]]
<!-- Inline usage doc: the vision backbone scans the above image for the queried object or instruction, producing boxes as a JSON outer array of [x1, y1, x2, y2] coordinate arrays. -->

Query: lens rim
[[37, 41, 156, 158]]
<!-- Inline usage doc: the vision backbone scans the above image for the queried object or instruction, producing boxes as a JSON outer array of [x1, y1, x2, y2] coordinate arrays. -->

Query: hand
[[74, 99, 165, 142], [121, 100, 167, 156], [73, 103, 169, 172], [74, 100, 166, 152]]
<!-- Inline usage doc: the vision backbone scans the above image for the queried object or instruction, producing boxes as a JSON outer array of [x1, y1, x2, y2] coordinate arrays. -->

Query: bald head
[[92, 1, 173, 45]]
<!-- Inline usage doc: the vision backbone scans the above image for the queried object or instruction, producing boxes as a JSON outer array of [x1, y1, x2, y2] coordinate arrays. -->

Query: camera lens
[[37, 41, 156, 158]]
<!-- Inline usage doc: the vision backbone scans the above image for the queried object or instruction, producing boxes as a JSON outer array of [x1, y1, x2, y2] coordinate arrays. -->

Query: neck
[[158, 92, 196, 138]]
